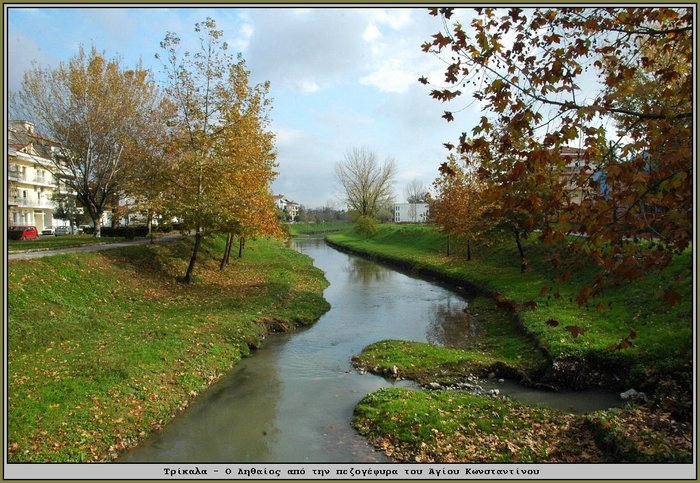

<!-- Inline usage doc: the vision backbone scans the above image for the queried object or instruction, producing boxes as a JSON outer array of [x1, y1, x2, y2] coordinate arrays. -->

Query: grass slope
[[7, 237, 329, 462], [287, 221, 354, 236]]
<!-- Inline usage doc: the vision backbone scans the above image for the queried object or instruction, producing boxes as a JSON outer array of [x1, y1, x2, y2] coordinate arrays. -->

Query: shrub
[[354, 216, 378, 237], [99, 226, 149, 239]]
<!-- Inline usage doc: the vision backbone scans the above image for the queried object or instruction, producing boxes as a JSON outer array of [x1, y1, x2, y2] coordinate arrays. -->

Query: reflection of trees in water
[[426, 298, 485, 349], [344, 257, 394, 286]]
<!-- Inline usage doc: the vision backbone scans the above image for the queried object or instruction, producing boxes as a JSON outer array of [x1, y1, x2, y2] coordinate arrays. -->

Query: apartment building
[[273, 194, 300, 221], [7, 120, 70, 230]]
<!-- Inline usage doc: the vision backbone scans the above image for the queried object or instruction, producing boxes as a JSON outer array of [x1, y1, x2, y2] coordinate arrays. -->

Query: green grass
[[7, 236, 330, 462], [353, 296, 548, 384], [354, 387, 600, 462], [287, 221, 354, 236], [354, 387, 691, 463], [8, 234, 133, 252], [328, 224, 693, 390]]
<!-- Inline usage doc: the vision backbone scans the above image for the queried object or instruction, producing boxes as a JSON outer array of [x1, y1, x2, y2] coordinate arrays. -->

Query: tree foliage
[[158, 18, 279, 283], [431, 155, 494, 260], [18, 46, 160, 237], [336, 147, 397, 220], [423, 7, 692, 300]]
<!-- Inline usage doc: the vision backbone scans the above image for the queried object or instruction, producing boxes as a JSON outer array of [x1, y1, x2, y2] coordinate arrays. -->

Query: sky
[[6, 6, 476, 209]]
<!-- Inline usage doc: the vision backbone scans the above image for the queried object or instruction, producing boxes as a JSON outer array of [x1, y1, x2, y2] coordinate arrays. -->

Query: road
[[8, 235, 186, 260]]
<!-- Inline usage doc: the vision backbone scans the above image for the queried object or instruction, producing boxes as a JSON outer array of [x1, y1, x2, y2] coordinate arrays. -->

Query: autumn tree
[[122, 98, 179, 238], [17, 46, 160, 237], [431, 154, 493, 260], [336, 147, 397, 220], [422, 7, 692, 299], [216, 95, 282, 266], [159, 18, 278, 283]]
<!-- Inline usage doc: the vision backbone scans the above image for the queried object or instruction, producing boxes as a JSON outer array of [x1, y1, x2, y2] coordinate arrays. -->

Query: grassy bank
[[287, 221, 353, 236], [329, 224, 693, 463], [328, 224, 693, 391], [7, 237, 329, 462], [354, 387, 691, 463]]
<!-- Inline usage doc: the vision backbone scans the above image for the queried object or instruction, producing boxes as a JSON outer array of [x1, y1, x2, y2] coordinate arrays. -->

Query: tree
[[422, 7, 692, 298], [50, 191, 89, 230], [335, 147, 396, 220], [431, 154, 493, 260], [122, 97, 179, 238], [404, 179, 430, 222], [18, 46, 160, 237], [159, 18, 279, 283]]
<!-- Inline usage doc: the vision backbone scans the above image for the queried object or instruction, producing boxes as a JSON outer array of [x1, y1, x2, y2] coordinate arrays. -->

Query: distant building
[[393, 202, 430, 223], [273, 194, 300, 221], [557, 146, 591, 204]]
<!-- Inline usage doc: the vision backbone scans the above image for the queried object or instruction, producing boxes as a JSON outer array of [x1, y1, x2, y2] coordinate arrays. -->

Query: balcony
[[8, 197, 56, 209], [8, 170, 27, 182]]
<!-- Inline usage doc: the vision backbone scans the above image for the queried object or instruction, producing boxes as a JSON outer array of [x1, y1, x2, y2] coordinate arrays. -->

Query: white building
[[7, 120, 72, 230], [273, 194, 300, 221], [393, 202, 430, 223]]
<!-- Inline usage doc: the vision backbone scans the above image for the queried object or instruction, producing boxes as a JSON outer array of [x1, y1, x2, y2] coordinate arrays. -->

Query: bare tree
[[404, 179, 429, 222], [17, 46, 160, 237], [335, 147, 396, 219]]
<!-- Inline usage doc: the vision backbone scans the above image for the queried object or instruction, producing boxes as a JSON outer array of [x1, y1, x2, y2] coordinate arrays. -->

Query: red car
[[8, 226, 39, 240]]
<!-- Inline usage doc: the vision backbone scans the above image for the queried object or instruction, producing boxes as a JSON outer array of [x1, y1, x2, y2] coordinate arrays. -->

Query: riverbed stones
[[421, 376, 505, 399], [620, 388, 648, 402]]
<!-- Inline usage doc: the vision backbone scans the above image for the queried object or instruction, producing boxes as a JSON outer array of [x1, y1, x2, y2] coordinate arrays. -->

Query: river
[[120, 237, 619, 463]]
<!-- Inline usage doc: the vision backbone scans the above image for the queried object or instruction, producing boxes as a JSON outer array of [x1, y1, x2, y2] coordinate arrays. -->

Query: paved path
[[8, 235, 186, 260]]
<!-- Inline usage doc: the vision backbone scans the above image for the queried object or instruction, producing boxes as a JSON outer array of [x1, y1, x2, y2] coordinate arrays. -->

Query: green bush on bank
[[7, 236, 330, 462]]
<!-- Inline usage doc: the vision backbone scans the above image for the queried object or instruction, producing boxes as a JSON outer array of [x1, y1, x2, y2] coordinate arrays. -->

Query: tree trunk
[[467, 238, 471, 261], [238, 236, 245, 258], [446, 233, 451, 257], [184, 230, 203, 284], [90, 212, 102, 238], [147, 211, 154, 243], [220, 233, 234, 271], [514, 230, 526, 272]]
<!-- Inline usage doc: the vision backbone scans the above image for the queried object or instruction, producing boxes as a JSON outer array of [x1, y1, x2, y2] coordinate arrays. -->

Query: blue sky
[[7, 6, 471, 208]]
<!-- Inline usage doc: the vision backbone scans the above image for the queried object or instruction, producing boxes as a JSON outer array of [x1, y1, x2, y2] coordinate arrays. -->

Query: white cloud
[[230, 22, 254, 51], [359, 60, 416, 94], [298, 80, 320, 94], [244, 9, 368, 93], [362, 23, 381, 42], [369, 9, 413, 30], [274, 127, 306, 146]]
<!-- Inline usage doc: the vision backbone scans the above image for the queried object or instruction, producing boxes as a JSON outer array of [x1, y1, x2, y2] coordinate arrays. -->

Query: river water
[[120, 237, 620, 463]]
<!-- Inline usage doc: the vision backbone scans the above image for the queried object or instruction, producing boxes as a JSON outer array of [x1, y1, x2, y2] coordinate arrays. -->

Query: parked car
[[8, 226, 39, 240], [54, 226, 72, 236], [41, 227, 55, 236]]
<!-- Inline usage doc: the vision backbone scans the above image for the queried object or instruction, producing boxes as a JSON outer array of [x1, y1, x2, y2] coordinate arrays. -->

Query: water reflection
[[344, 256, 394, 286], [426, 299, 486, 349]]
